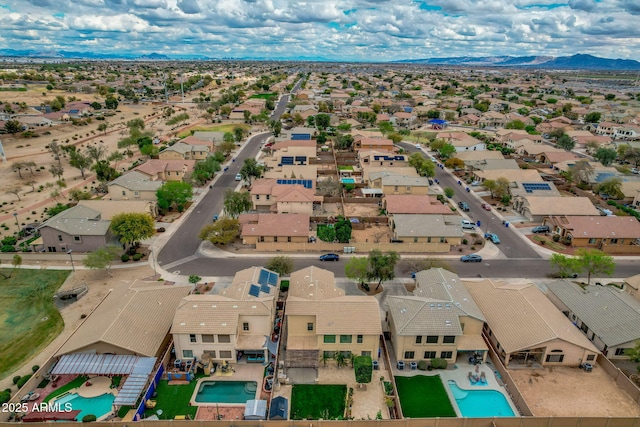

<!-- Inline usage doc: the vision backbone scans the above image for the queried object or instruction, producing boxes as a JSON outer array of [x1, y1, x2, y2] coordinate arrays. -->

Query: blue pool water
[[447, 380, 515, 417], [341, 178, 356, 184], [194, 381, 257, 404], [54, 392, 115, 421]]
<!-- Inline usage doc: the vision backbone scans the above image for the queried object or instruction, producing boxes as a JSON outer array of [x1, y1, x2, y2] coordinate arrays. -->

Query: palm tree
[[320, 352, 332, 367]]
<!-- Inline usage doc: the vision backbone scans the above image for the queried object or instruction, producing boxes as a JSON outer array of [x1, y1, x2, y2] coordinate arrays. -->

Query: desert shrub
[[1, 236, 17, 246], [0, 391, 10, 404], [31, 365, 39, 373], [82, 415, 97, 422], [132, 253, 143, 261], [353, 356, 372, 384], [16, 374, 32, 389], [417, 360, 428, 370], [12, 376, 21, 385], [462, 239, 468, 245], [430, 358, 448, 369], [121, 254, 130, 262], [1, 245, 16, 252], [552, 234, 561, 242]]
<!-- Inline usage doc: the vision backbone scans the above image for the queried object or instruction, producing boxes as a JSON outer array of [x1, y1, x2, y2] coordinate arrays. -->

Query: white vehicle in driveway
[[235, 174, 242, 181]]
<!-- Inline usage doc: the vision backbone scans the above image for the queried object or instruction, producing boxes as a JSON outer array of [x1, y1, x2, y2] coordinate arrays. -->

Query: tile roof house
[[353, 136, 395, 152], [57, 281, 191, 357], [464, 279, 599, 367], [514, 196, 599, 222], [543, 215, 640, 254], [389, 214, 464, 249], [546, 280, 640, 359], [77, 199, 158, 219], [158, 141, 210, 161], [135, 159, 196, 182], [383, 195, 451, 215], [386, 269, 488, 366], [437, 132, 485, 152], [239, 213, 309, 245], [250, 179, 322, 215], [107, 171, 163, 201], [172, 267, 279, 364], [367, 171, 431, 196], [37, 205, 117, 253], [285, 266, 382, 368]]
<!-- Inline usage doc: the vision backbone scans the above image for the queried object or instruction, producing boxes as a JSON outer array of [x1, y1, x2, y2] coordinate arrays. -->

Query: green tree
[[49, 163, 64, 180], [444, 187, 455, 198], [624, 341, 640, 362], [550, 253, 581, 278], [4, 119, 21, 134], [105, 96, 118, 110], [239, 158, 263, 186], [82, 246, 121, 277], [97, 122, 108, 134], [623, 147, 640, 167], [335, 134, 354, 150], [110, 213, 155, 248], [334, 217, 352, 243], [233, 126, 246, 143], [265, 256, 294, 276], [505, 120, 525, 130], [596, 177, 623, 199], [92, 160, 119, 182], [315, 113, 331, 130], [127, 118, 145, 130], [11, 162, 25, 179], [557, 134, 575, 151], [345, 257, 369, 286], [69, 150, 92, 179], [570, 160, 595, 184], [378, 121, 394, 134], [483, 179, 497, 198], [495, 177, 511, 200], [438, 143, 456, 159], [444, 157, 464, 170], [367, 249, 400, 289], [584, 112, 601, 123], [48, 141, 63, 165], [188, 275, 201, 284], [575, 248, 615, 285], [223, 189, 252, 218], [594, 148, 617, 166], [156, 181, 193, 212], [198, 217, 240, 245], [408, 152, 435, 177]]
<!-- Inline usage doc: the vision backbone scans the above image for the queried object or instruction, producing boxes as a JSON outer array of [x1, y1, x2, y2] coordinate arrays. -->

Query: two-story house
[[158, 142, 210, 161], [135, 159, 196, 182], [107, 171, 163, 201]]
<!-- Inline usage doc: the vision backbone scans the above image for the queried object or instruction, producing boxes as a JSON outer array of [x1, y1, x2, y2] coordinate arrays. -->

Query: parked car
[[632, 168, 639, 174], [461, 219, 476, 230], [484, 233, 500, 244], [551, 272, 578, 278], [531, 225, 550, 234], [481, 203, 491, 211], [320, 253, 340, 261], [235, 173, 242, 181], [458, 201, 470, 212], [460, 254, 483, 263]]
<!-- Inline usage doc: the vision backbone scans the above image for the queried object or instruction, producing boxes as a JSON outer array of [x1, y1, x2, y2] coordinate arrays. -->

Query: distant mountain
[[138, 52, 170, 60], [395, 54, 640, 70]]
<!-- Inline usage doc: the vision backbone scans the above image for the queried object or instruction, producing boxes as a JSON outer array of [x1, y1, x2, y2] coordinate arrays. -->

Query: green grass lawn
[[177, 124, 250, 138], [290, 384, 346, 420], [43, 376, 88, 402], [144, 380, 198, 420], [0, 269, 70, 380], [395, 375, 456, 418]]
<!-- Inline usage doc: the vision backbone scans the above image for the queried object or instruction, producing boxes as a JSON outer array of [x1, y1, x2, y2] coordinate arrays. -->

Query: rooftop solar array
[[248, 284, 261, 297], [276, 179, 313, 189], [257, 268, 279, 286], [373, 155, 405, 161], [281, 156, 294, 165], [260, 283, 271, 294], [52, 354, 143, 375], [522, 182, 551, 193], [291, 133, 311, 140]]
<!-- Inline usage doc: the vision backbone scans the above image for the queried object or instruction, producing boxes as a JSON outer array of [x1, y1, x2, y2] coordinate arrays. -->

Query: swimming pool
[[54, 392, 115, 421], [447, 380, 515, 417], [340, 178, 356, 184], [194, 381, 257, 404]]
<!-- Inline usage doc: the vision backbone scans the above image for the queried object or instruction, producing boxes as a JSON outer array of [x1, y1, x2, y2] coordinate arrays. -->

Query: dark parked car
[[532, 225, 550, 234], [460, 254, 483, 262], [458, 201, 470, 212], [320, 253, 340, 261]]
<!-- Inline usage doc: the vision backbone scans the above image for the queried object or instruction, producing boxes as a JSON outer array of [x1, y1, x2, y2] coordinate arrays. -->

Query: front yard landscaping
[[0, 269, 70, 379], [290, 384, 347, 420], [395, 375, 456, 418]]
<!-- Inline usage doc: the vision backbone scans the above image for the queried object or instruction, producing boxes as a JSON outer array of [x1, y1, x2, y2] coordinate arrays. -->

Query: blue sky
[[2, 0, 640, 60]]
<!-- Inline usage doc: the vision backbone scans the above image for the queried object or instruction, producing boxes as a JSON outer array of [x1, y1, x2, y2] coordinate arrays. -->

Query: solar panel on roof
[[258, 269, 269, 286], [248, 284, 260, 297], [260, 283, 270, 293], [267, 271, 278, 286]]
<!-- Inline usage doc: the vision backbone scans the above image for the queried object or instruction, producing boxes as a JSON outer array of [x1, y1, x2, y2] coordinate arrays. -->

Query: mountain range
[[0, 49, 639, 70]]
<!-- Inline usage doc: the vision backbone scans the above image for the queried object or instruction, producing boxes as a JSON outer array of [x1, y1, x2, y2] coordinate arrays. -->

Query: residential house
[[158, 142, 209, 161], [77, 199, 158, 219], [353, 136, 395, 152], [464, 279, 599, 367], [172, 267, 279, 364], [358, 150, 408, 168], [546, 280, 640, 359], [536, 150, 580, 165], [437, 132, 485, 152], [478, 111, 506, 128], [386, 269, 488, 365], [510, 181, 560, 200], [455, 151, 505, 163], [514, 196, 599, 222], [542, 215, 640, 254], [537, 119, 574, 135], [56, 281, 190, 357], [107, 171, 163, 201], [392, 111, 416, 129], [389, 214, 464, 248], [465, 159, 519, 172], [135, 159, 196, 182], [472, 168, 543, 185], [623, 274, 640, 300], [239, 213, 309, 245], [250, 179, 321, 215], [368, 172, 431, 196], [285, 266, 382, 368], [37, 205, 117, 253], [285, 127, 316, 141], [383, 195, 451, 216]]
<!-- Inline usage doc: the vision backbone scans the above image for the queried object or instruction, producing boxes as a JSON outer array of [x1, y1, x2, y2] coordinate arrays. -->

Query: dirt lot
[[509, 366, 640, 417], [0, 265, 155, 391]]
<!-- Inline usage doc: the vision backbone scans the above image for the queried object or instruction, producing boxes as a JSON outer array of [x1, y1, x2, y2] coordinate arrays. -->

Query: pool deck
[[190, 363, 264, 407], [77, 376, 115, 398]]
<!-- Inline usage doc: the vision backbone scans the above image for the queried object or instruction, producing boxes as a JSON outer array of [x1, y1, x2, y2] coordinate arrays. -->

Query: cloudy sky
[[2, 0, 640, 60]]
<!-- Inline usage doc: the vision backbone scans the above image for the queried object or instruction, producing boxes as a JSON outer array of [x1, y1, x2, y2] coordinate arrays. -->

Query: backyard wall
[[597, 354, 640, 405], [255, 241, 452, 253]]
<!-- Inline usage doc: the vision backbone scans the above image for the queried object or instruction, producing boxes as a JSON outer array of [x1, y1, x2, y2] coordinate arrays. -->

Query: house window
[[440, 237, 446, 243], [134, 191, 139, 198], [243, 322, 249, 331], [426, 336, 438, 343], [202, 334, 214, 343], [545, 353, 564, 363], [189, 334, 197, 343], [424, 351, 436, 359], [610, 238, 618, 244], [615, 348, 628, 356], [122, 190, 126, 196], [324, 335, 336, 343], [307, 322, 314, 331], [219, 350, 232, 359], [586, 354, 595, 361], [323, 350, 335, 359], [443, 336, 455, 344], [260, 236, 265, 242], [440, 351, 453, 359], [394, 186, 399, 191], [404, 351, 415, 359], [357, 335, 363, 344], [414, 237, 418, 243], [406, 186, 411, 193], [340, 335, 352, 344], [73, 236, 81, 242], [266, 194, 270, 200], [58, 235, 63, 242], [274, 236, 278, 243], [182, 350, 193, 358], [288, 237, 292, 243], [218, 335, 231, 343], [415, 336, 422, 344], [256, 195, 260, 200], [427, 237, 432, 243], [361, 351, 371, 357]]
